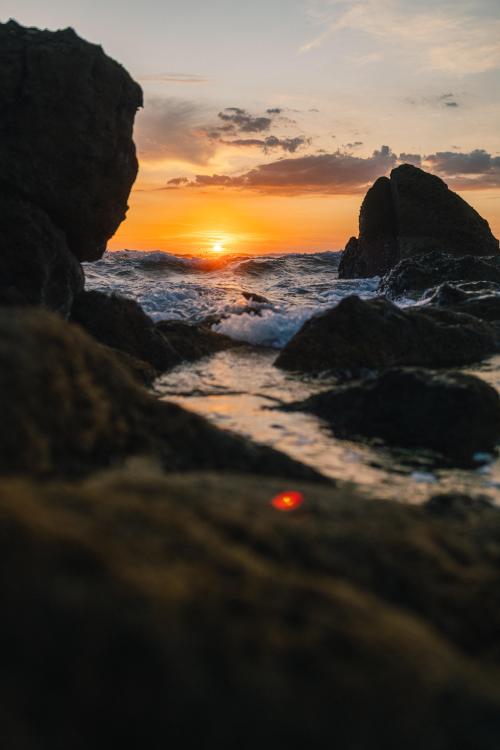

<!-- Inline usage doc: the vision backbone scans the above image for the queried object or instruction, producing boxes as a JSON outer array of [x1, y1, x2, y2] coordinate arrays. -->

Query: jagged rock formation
[[284, 368, 500, 465], [275, 296, 500, 374], [338, 165, 499, 279], [0, 20, 142, 313]]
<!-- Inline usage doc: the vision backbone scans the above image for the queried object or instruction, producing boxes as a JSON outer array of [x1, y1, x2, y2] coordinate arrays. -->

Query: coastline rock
[[338, 165, 499, 279], [275, 295, 499, 373], [424, 283, 500, 323], [0, 307, 322, 481], [284, 369, 500, 465], [155, 319, 239, 361], [380, 251, 500, 299], [0, 195, 84, 316], [71, 291, 182, 371], [0, 20, 142, 262], [1, 470, 500, 747]]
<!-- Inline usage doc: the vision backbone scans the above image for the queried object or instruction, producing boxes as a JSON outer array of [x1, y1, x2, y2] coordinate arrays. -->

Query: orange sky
[[109, 183, 500, 256]]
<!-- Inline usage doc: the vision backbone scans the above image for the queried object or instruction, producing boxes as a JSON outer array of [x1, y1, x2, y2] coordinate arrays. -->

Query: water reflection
[[156, 349, 500, 504]]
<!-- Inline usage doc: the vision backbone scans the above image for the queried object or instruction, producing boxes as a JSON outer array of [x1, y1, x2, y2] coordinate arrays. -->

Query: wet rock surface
[[1, 470, 500, 749], [284, 368, 500, 465], [71, 291, 183, 372], [275, 295, 500, 374], [339, 165, 499, 279], [380, 251, 500, 299], [0, 307, 323, 481], [155, 319, 239, 361], [424, 283, 500, 322]]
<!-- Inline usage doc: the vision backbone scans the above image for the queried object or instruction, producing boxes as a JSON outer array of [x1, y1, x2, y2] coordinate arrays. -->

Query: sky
[[4, 0, 500, 255]]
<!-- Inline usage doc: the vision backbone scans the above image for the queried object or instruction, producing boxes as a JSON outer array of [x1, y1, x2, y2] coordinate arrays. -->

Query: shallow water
[[86, 249, 500, 503]]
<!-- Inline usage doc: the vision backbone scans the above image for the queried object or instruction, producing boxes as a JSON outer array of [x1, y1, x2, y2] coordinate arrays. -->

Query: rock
[[101, 346, 159, 387], [241, 290, 271, 304], [424, 283, 500, 323], [1, 469, 500, 748], [338, 177, 399, 278], [284, 368, 500, 465], [0, 307, 323, 481], [338, 165, 499, 279], [0, 21, 142, 262], [380, 251, 500, 299], [0, 195, 84, 316], [71, 291, 182, 371], [275, 296, 500, 374], [155, 319, 238, 361]]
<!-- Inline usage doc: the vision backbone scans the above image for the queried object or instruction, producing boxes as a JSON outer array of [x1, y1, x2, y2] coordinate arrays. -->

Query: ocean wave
[[213, 306, 317, 348]]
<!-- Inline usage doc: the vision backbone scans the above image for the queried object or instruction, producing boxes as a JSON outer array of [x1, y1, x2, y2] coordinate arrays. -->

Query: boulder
[[0, 20, 142, 262], [155, 319, 239, 361], [275, 295, 499, 373], [338, 165, 499, 279], [0, 195, 84, 316], [1, 470, 500, 748], [380, 251, 500, 299], [71, 291, 182, 371], [422, 283, 500, 323], [0, 307, 323, 481], [284, 368, 500, 465]]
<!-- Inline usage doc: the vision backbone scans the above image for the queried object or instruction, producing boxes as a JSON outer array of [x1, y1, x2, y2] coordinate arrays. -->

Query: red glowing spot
[[271, 491, 304, 512]]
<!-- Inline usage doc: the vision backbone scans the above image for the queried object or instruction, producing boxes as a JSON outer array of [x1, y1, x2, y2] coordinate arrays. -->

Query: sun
[[211, 242, 224, 253]]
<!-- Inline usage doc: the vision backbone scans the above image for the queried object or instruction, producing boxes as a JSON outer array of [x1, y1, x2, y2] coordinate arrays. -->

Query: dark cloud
[[186, 146, 398, 195], [225, 135, 310, 154], [399, 153, 422, 166], [406, 92, 461, 109], [424, 149, 500, 186], [167, 177, 189, 185], [135, 97, 216, 165], [446, 101, 459, 107], [217, 108, 272, 133], [345, 141, 363, 150], [266, 108, 282, 115]]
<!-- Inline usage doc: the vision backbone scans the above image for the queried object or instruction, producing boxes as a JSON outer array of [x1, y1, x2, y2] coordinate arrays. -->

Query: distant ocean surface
[[84, 249, 379, 348], [85, 249, 500, 502]]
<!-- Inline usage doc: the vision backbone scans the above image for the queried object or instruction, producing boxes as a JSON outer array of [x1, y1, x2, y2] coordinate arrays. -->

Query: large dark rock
[[0, 20, 142, 262], [338, 165, 499, 279], [71, 291, 182, 372], [0, 307, 322, 481], [284, 368, 500, 465], [71, 291, 238, 372], [1, 470, 500, 748], [380, 251, 500, 299], [275, 296, 500, 373], [338, 177, 399, 277], [0, 195, 84, 316]]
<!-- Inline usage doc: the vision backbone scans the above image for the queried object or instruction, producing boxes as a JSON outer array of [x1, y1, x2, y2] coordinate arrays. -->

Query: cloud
[[167, 145, 500, 195], [134, 98, 216, 165], [424, 149, 500, 184], [344, 141, 364, 150], [224, 135, 310, 153], [217, 108, 272, 133], [406, 92, 461, 109], [137, 73, 209, 84], [181, 146, 398, 195], [300, 0, 500, 74]]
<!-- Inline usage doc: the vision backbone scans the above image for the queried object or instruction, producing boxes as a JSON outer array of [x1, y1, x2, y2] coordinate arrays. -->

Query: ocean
[[85, 249, 500, 502]]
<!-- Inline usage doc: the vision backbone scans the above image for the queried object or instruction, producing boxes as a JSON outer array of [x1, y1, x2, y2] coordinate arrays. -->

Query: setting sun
[[212, 242, 224, 253]]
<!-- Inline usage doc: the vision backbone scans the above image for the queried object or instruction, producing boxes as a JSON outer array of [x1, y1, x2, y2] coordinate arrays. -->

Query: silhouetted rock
[[101, 346, 159, 386], [380, 251, 500, 299], [1, 469, 500, 748], [284, 368, 500, 465], [71, 291, 182, 371], [0, 20, 142, 262], [275, 296, 499, 373], [155, 319, 239, 361], [339, 165, 499, 279], [0, 307, 322, 481], [0, 195, 84, 316], [338, 176, 399, 277], [423, 283, 500, 322]]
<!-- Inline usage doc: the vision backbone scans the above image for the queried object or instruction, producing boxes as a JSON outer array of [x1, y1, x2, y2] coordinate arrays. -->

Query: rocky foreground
[[2, 20, 500, 749]]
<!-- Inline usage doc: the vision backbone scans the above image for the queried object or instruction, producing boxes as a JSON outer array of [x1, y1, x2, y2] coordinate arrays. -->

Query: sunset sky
[[5, 0, 500, 254]]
